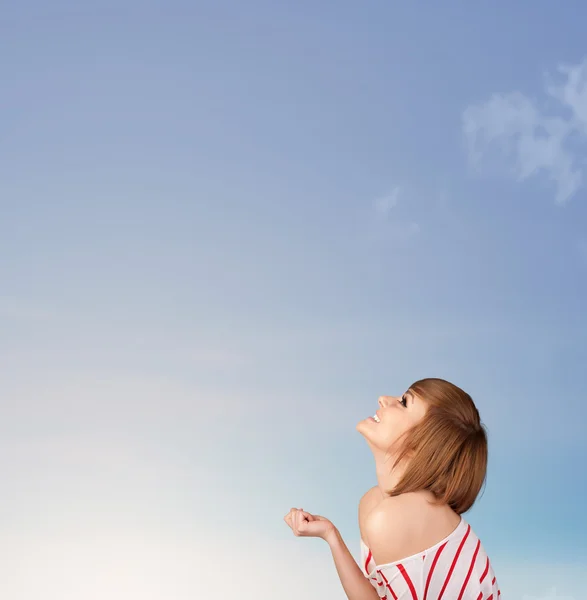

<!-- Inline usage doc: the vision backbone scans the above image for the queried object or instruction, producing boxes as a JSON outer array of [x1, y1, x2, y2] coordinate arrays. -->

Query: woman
[[284, 378, 501, 599]]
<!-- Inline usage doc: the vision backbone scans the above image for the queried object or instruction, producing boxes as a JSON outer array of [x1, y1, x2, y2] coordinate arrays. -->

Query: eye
[[400, 395, 408, 407]]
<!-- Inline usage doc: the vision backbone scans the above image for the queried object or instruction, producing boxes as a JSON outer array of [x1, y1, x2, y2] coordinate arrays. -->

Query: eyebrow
[[405, 391, 415, 403]]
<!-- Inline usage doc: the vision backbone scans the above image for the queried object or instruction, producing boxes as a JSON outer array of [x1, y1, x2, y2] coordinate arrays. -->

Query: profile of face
[[356, 390, 429, 455]]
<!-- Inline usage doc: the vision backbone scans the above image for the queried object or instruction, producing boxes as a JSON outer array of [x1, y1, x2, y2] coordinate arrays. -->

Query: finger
[[296, 509, 305, 535], [293, 509, 301, 536], [284, 509, 294, 528], [297, 510, 308, 534]]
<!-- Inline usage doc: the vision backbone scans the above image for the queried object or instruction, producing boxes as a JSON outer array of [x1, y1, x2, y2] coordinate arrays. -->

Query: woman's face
[[356, 390, 428, 453]]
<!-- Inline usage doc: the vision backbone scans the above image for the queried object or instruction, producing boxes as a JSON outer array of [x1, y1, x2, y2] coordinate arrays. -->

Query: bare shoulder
[[358, 486, 383, 545], [364, 495, 417, 565], [365, 494, 461, 566], [358, 485, 381, 517]]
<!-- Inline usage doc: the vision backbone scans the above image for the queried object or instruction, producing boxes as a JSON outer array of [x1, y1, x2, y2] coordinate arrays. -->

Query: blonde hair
[[385, 377, 488, 514]]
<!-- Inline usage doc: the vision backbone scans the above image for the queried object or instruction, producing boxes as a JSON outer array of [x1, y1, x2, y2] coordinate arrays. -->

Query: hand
[[283, 507, 336, 541]]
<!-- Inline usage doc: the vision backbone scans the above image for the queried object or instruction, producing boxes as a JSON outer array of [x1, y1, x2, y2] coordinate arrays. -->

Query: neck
[[371, 447, 444, 510], [371, 446, 406, 498]]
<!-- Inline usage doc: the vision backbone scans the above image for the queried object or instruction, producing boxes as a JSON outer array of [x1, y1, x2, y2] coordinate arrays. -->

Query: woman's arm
[[324, 527, 380, 600]]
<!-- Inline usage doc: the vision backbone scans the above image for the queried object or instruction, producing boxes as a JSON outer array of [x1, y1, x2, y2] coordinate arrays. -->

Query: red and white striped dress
[[360, 516, 501, 599]]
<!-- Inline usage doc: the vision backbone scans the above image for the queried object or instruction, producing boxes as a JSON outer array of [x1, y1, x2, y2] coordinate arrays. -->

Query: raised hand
[[283, 507, 335, 541]]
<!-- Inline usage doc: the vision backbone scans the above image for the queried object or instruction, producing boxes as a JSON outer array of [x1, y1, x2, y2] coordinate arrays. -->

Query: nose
[[378, 395, 392, 407], [379, 395, 401, 408]]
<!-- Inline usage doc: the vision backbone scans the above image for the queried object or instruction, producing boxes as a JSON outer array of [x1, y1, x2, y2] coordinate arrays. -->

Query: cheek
[[387, 414, 413, 438], [379, 419, 403, 444]]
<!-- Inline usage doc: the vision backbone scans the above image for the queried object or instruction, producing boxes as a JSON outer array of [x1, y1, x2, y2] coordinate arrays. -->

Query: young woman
[[284, 377, 501, 599]]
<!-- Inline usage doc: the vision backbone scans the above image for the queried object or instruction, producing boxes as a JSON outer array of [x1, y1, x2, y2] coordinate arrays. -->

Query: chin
[[355, 418, 373, 436]]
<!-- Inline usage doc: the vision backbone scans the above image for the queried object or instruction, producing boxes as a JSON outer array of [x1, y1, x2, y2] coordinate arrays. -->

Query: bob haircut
[[385, 377, 488, 514]]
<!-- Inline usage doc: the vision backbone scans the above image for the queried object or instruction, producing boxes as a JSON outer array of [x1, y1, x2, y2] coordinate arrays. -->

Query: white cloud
[[374, 186, 401, 217], [463, 57, 587, 205], [547, 61, 587, 130], [370, 186, 420, 245]]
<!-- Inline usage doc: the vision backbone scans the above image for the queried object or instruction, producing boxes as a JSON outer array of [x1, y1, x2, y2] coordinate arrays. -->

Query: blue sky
[[1, 2, 586, 598]]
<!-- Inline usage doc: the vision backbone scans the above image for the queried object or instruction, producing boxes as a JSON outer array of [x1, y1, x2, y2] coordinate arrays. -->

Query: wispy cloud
[[463, 57, 587, 205], [370, 186, 420, 243], [374, 186, 401, 218]]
